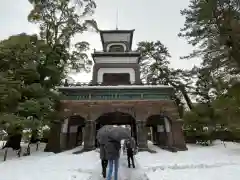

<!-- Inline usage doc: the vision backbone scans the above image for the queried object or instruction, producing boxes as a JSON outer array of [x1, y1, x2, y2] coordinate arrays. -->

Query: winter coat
[[99, 144, 107, 160], [105, 139, 121, 160], [123, 138, 136, 151]]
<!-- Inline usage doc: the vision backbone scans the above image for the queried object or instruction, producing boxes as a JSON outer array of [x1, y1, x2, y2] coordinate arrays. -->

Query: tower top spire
[[116, 8, 119, 30]]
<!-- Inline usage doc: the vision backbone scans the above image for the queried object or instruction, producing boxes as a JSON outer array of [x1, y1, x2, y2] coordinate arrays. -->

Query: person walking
[[96, 125, 131, 180], [99, 143, 108, 178], [105, 139, 121, 180], [123, 137, 136, 168]]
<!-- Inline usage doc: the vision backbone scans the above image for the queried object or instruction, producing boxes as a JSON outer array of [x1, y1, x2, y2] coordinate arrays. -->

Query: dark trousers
[[101, 159, 108, 178], [127, 149, 135, 168]]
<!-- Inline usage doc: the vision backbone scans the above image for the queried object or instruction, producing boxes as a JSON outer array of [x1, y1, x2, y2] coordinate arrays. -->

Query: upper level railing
[[62, 81, 169, 87], [62, 93, 172, 101], [58, 82, 173, 101], [93, 49, 140, 53]]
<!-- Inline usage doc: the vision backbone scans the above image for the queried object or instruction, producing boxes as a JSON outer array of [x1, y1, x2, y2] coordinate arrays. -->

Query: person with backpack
[[123, 137, 136, 168]]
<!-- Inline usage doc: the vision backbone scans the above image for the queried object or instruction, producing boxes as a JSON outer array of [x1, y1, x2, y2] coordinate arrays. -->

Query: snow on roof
[[56, 85, 173, 90]]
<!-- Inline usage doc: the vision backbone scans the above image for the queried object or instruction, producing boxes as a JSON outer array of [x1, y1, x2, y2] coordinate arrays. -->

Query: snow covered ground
[[0, 141, 48, 162], [0, 145, 146, 180], [0, 140, 240, 180], [136, 141, 240, 180]]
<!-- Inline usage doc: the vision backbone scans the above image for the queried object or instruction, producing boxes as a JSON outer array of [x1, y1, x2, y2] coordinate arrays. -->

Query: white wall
[[106, 43, 127, 52], [94, 56, 138, 64], [97, 68, 135, 83], [102, 33, 131, 42]]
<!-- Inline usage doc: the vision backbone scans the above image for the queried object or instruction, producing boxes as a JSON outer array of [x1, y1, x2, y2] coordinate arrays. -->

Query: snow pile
[[0, 142, 48, 162], [1, 140, 240, 180], [147, 165, 240, 180], [0, 145, 148, 180], [0, 149, 99, 180], [0, 140, 6, 147], [136, 141, 240, 180]]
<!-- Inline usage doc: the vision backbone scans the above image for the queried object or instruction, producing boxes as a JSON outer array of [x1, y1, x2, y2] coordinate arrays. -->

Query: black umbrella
[[97, 125, 114, 144], [97, 125, 131, 144]]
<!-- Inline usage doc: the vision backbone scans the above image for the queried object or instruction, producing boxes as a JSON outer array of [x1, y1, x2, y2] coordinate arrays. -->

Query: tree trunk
[[179, 86, 194, 110], [169, 81, 194, 110]]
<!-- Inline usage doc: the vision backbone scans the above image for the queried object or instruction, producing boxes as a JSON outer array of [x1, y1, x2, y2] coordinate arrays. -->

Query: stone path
[[86, 153, 149, 180]]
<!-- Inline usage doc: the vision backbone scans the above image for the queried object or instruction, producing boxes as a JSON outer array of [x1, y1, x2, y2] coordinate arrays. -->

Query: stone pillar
[[152, 126, 157, 145], [77, 127, 83, 146], [45, 121, 62, 153], [171, 119, 187, 150], [136, 120, 148, 151], [130, 124, 134, 137], [59, 119, 68, 151], [165, 117, 174, 148], [83, 120, 96, 151], [132, 124, 137, 142], [150, 127, 153, 142]]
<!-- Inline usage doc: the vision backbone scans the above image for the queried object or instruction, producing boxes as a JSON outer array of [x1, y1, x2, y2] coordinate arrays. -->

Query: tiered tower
[[91, 30, 141, 85]]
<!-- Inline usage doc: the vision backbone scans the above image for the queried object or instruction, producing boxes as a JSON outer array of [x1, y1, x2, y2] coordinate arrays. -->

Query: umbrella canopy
[[97, 125, 131, 144], [108, 126, 131, 142], [97, 125, 115, 144]]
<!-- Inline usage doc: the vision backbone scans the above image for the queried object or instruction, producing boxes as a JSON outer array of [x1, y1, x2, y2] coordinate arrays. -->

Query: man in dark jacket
[[99, 143, 108, 178], [105, 139, 121, 180], [123, 137, 136, 168]]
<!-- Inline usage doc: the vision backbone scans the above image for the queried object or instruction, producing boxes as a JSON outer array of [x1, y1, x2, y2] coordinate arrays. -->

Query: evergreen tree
[[137, 41, 194, 113]]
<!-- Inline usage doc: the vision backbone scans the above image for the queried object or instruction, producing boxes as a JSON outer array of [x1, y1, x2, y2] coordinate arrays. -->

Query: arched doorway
[[146, 115, 171, 148], [66, 115, 85, 149], [95, 111, 137, 147]]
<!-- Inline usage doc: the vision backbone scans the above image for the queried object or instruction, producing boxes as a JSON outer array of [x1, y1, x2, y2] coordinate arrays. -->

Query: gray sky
[[0, 0, 199, 82]]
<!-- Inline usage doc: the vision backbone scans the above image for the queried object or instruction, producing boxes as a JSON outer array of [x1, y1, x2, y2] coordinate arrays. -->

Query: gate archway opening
[[146, 115, 171, 147], [95, 111, 137, 147], [66, 115, 85, 149]]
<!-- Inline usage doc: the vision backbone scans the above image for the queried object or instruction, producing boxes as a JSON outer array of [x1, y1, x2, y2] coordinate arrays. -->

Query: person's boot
[[132, 156, 135, 168], [102, 166, 107, 178], [128, 160, 131, 168], [102, 171, 106, 178]]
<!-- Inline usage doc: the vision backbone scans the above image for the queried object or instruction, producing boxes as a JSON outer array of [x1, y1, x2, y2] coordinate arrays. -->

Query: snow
[[0, 130, 7, 135], [0, 142, 51, 162], [0, 146, 146, 180], [146, 166, 239, 180], [0, 146, 95, 180], [0, 140, 5, 147], [1, 140, 240, 180], [136, 141, 240, 180]]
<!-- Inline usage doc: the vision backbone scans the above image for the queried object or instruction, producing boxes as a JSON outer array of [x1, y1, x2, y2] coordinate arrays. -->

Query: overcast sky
[[0, 0, 200, 82]]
